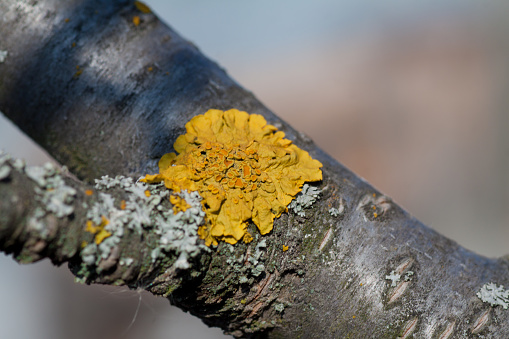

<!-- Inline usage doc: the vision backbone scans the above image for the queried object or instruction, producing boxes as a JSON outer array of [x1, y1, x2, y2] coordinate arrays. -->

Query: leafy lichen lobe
[[142, 109, 323, 245]]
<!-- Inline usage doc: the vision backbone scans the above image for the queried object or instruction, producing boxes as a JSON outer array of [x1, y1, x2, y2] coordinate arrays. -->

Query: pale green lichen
[[0, 50, 7, 63], [274, 303, 285, 313], [288, 184, 321, 217], [154, 189, 208, 269], [12, 158, 25, 170], [0, 151, 11, 180], [250, 239, 267, 263], [223, 237, 268, 280], [27, 207, 48, 238], [385, 271, 401, 287], [95, 175, 134, 190], [1, 152, 53, 239], [328, 207, 340, 217], [81, 176, 208, 271], [119, 257, 134, 266], [477, 283, 509, 309], [0, 165, 10, 180], [25, 162, 76, 218]]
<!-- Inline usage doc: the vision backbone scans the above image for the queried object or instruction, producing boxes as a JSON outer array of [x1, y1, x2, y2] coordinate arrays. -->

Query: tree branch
[[1, 0, 509, 337]]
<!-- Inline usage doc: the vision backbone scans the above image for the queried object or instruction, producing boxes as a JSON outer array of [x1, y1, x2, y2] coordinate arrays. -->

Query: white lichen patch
[[27, 207, 49, 238], [81, 176, 208, 271], [25, 162, 77, 218], [385, 270, 414, 287], [156, 189, 208, 269], [119, 257, 134, 266], [12, 158, 25, 170], [289, 184, 321, 217], [0, 165, 10, 180], [0, 50, 7, 63], [223, 237, 269, 280], [274, 303, 285, 313], [477, 283, 509, 309], [94, 175, 134, 190], [249, 239, 267, 266], [385, 270, 401, 287], [328, 197, 345, 217], [328, 207, 340, 217], [0, 150, 10, 163], [0, 151, 12, 180]]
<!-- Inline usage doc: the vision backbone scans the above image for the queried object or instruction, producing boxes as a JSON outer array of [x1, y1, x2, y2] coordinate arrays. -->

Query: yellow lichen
[[170, 195, 191, 214], [133, 15, 140, 26], [282, 245, 289, 252], [74, 65, 83, 78], [141, 109, 322, 245], [85, 216, 112, 244], [242, 232, 253, 244], [134, 1, 151, 13], [95, 228, 112, 245]]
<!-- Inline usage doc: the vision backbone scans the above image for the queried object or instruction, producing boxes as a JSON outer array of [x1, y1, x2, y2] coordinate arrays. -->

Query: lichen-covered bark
[[1, 0, 509, 338]]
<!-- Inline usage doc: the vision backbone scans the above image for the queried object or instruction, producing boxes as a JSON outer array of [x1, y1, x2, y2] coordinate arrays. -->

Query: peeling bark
[[1, 0, 509, 338]]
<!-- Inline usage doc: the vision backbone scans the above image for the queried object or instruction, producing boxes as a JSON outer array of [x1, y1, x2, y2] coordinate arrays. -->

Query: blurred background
[[1, 0, 508, 338]]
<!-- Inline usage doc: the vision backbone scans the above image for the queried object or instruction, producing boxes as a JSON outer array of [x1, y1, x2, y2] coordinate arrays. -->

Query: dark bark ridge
[[1, 0, 509, 338]]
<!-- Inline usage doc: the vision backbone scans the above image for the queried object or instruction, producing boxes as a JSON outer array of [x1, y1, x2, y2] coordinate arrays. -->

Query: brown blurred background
[[1, 1, 508, 338]]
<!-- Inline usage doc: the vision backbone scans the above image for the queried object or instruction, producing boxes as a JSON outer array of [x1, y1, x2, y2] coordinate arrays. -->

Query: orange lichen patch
[[85, 216, 111, 244], [64, 18, 70, 23], [85, 189, 93, 196], [74, 65, 83, 78], [282, 245, 289, 252], [134, 1, 151, 13], [141, 109, 323, 246], [133, 15, 140, 26], [144, 190, 151, 197], [148, 66, 153, 72], [120, 200, 126, 210], [243, 232, 253, 243], [170, 195, 191, 214]]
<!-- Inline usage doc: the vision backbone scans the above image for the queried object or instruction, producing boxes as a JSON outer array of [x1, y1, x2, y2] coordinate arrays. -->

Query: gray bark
[[1, 0, 509, 337]]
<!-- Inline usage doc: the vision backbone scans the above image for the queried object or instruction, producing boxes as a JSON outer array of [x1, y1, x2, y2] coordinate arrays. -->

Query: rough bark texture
[[1, 0, 509, 338]]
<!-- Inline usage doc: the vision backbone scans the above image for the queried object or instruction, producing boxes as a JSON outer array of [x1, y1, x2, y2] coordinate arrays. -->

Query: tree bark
[[1, 0, 509, 337]]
